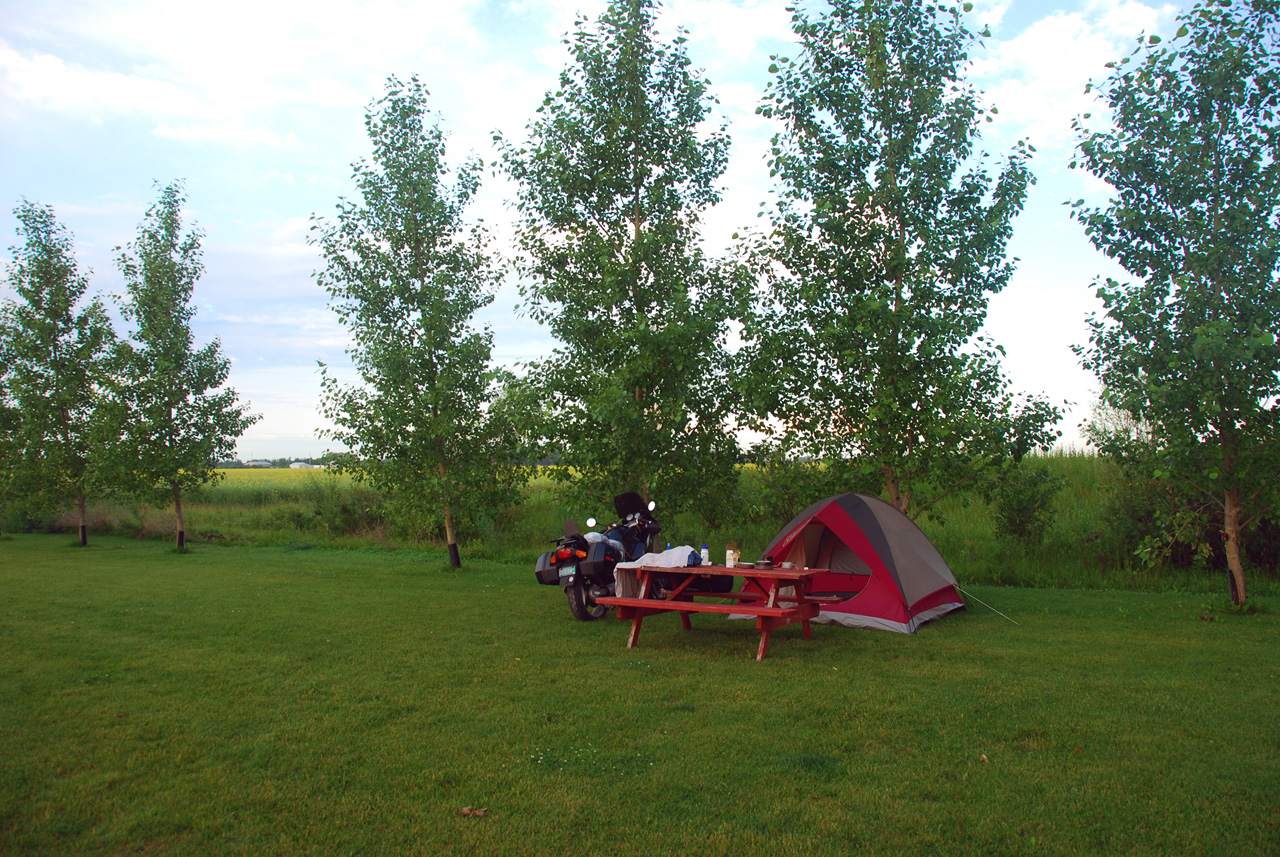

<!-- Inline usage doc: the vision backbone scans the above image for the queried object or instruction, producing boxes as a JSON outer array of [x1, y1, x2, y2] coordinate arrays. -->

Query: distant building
[[246, 460, 274, 468], [289, 461, 325, 469]]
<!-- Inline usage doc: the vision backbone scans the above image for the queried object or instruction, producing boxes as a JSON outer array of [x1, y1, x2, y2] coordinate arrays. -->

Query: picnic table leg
[[752, 579, 784, 661], [669, 591, 693, 630], [757, 626, 771, 661], [798, 581, 814, 639], [625, 569, 653, 649]]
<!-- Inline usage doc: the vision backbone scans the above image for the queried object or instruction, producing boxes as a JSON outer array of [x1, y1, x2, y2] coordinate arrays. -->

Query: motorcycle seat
[[584, 532, 626, 553]]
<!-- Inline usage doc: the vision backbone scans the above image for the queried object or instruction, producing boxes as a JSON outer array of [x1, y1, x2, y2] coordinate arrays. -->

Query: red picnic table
[[594, 565, 836, 661]]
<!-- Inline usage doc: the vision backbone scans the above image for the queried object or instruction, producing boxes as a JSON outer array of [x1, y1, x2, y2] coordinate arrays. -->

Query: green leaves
[[113, 182, 259, 528], [501, 0, 741, 517], [1, 201, 116, 530], [1074, 0, 1280, 602], [312, 76, 523, 550], [739, 0, 1053, 518]]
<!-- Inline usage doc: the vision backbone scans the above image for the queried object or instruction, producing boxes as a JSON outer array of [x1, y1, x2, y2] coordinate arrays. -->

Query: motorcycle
[[534, 491, 661, 621]]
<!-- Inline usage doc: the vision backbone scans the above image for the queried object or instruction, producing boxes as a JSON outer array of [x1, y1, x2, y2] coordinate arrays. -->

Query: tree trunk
[[173, 481, 186, 549], [443, 504, 460, 568], [1223, 486, 1246, 605], [434, 449, 461, 568], [882, 465, 910, 515], [77, 489, 87, 547]]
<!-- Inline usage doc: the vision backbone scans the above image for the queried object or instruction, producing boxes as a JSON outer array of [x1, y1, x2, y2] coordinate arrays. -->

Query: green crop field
[[1, 535, 1276, 855]]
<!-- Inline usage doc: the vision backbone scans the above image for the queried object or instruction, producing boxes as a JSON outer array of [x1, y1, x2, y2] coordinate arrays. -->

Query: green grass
[[2, 535, 1277, 855]]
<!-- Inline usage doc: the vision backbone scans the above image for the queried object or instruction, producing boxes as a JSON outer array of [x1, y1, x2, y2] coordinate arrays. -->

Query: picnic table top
[[627, 564, 827, 581], [598, 564, 832, 661]]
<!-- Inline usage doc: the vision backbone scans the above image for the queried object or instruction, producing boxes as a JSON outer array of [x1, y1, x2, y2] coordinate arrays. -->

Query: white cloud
[[970, 0, 1177, 152], [714, 80, 767, 120], [153, 120, 297, 148], [665, 0, 793, 66], [4, 0, 1183, 456], [0, 42, 201, 117], [1, 0, 527, 156], [213, 305, 335, 329], [976, 0, 1015, 30], [50, 196, 148, 219], [271, 216, 312, 243]]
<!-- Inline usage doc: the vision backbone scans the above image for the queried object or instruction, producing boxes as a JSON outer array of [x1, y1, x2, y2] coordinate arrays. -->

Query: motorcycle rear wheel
[[567, 579, 608, 621]]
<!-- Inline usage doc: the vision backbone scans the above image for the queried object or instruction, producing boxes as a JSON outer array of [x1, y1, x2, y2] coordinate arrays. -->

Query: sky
[[0, 0, 1181, 460]]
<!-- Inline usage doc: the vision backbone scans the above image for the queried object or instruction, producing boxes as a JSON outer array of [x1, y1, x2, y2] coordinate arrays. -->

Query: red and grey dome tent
[[760, 492, 964, 633]]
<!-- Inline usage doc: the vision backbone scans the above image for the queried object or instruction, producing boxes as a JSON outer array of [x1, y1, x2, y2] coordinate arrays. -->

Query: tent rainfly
[[757, 492, 964, 633]]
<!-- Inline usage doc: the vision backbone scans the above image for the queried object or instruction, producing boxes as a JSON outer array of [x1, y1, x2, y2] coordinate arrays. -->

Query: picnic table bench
[[595, 564, 833, 661]]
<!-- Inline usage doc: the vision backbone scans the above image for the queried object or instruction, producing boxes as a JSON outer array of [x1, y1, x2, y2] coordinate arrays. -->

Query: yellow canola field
[[215, 468, 342, 486]]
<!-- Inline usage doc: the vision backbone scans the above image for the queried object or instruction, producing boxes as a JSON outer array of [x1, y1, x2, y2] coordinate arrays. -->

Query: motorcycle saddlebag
[[579, 541, 617, 586], [535, 551, 561, 585]]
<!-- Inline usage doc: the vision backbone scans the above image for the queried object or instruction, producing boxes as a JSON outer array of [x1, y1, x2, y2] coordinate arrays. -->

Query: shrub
[[991, 465, 1063, 546]]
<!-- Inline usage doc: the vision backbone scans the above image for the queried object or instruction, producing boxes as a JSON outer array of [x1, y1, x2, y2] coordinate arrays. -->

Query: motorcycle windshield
[[613, 491, 648, 518]]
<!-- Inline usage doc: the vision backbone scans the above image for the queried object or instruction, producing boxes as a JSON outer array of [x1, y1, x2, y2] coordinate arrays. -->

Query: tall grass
[[14, 469, 391, 550], [919, 451, 1250, 593], [12, 454, 1278, 595]]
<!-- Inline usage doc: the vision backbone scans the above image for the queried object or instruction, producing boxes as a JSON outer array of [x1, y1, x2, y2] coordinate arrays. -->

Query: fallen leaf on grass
[[459, 807, 489, 818], [979, 754, 989, 763]]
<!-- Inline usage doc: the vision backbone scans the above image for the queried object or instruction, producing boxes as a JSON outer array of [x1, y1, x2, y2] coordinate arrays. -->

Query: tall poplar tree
[[0, 351, 19, 535], [114, 182, 259, 548], [0, 201, 115, 545], [313, 76, 520, 567], [740, 0, 1057, 518], [501, 0, 742, 517], [1073, 0, 1280, 604]]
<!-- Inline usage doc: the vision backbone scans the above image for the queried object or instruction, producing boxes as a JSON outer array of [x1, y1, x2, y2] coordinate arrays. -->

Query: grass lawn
[[1, 535, 1277, 856]]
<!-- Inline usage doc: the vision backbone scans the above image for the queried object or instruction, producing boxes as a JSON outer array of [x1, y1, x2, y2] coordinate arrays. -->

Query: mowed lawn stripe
[[1, 535, 1276, 856]]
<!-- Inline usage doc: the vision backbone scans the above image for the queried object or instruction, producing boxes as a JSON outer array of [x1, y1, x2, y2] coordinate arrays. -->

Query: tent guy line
[[955, 586, 1021, 626]]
